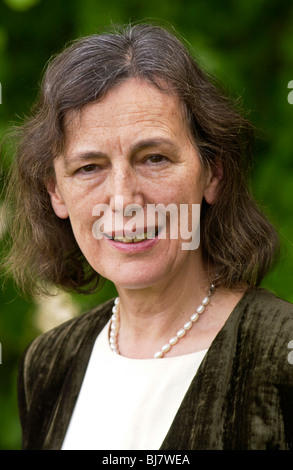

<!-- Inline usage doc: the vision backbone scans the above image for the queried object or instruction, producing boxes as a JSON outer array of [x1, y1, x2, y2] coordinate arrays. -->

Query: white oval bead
[[169, 336, 178, 346], [177, 328, 186, 338], [154, 351, 164, 359], [114, 297, 120, 305], [202, 296, 210, 306], [184, 320, 193, 330], [109, 337, 116, 344], [112, 305, 118, 314], [196, 304, 205, 314], [111, 313, 118, 322], [190, 313, 199, 322], [162, 343, 171, 353]]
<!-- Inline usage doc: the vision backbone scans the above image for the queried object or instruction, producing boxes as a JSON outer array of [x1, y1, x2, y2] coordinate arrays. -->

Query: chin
[[101, 266, 165, 291]]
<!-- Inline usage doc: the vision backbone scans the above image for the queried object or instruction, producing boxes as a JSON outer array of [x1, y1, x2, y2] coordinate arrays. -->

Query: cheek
[[60, 178, 96, 216], [173, 160, 205, 201], [63, 191, 97, 243], [152, 169, 203, 205]]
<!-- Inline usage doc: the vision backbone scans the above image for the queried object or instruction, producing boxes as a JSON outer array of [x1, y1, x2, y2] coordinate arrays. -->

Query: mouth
[[103, 228, 159, 244]]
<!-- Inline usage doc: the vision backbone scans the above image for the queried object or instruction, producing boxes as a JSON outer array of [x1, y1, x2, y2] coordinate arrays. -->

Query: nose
[[109, 163, 144, 214]]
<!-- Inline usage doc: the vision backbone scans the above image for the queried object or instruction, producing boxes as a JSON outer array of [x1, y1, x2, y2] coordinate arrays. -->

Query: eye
[[146, 154, 168, 164], [81, 164, 98, 172], [76, 164, 101, 175]]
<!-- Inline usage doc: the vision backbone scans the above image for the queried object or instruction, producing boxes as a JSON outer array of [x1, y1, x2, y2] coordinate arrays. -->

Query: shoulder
[[18, 298, 114, 448], [26, 298, 112, 356], [236, 288, 293, 380], [249, 287, 293, 311], [19, 298, 113, 397], [225, 287, 293, 347], [242, 287, 293, 333]]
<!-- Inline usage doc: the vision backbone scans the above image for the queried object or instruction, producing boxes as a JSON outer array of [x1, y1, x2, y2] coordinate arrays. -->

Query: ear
[[46, 178, 69, 219], [203, 160, 223, 204]]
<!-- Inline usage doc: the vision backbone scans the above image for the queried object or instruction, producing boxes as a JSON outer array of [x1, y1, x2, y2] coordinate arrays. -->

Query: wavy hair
[[2, 22, 279, 296]]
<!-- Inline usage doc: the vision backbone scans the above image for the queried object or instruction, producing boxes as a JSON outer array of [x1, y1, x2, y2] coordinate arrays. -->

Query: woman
[[3, 23, 293, 450]]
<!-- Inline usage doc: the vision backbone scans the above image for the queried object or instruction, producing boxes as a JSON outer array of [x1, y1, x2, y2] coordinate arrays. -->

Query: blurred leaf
[[3, 0, 41, 11]]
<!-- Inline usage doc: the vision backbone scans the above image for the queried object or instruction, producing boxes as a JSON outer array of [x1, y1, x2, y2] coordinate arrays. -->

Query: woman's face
[[48, 78, 220, 290]]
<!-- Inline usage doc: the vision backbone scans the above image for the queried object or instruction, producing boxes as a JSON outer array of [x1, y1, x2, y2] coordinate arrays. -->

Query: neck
[[114, 262, 214, 358]]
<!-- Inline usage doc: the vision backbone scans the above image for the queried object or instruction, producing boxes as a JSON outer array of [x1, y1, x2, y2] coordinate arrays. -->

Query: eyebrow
[[130, 138, 180, 155], [64, 138, 180, 166], [63, 150, 106, 168]]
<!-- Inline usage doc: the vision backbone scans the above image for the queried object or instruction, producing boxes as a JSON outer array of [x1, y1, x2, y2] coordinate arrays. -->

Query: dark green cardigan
[[18, 288, 293, 450]]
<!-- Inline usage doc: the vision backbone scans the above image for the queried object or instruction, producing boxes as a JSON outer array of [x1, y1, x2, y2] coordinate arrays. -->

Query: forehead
[[63, 78, 188, 145]]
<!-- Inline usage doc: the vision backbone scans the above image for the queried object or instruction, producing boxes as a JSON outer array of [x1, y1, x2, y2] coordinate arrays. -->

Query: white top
[[62, 321, 207, 450]]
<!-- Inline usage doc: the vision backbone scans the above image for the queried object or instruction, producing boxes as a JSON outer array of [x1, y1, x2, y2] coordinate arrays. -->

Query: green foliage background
[[0, 0, 292, 450]]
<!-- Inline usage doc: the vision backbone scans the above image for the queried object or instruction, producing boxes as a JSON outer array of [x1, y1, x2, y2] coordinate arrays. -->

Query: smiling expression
[[47, 78, 220, 290]]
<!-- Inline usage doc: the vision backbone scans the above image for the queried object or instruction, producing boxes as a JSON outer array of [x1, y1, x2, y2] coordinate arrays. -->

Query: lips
[[103, 228, 158, 244]]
